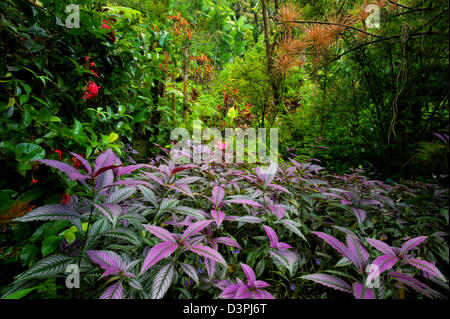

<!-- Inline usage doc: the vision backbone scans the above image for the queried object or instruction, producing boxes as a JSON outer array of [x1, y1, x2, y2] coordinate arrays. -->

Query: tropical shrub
[[1, 146, 447, 299]]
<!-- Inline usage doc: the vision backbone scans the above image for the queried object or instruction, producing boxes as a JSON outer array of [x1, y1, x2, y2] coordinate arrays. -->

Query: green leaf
[[19, 244, 38, 265], [107, 132, 119, 143], [24, 39, 44, 53], [14, 255, 74, 283], [15, 143, 45, 162], [19, 95, 29, 104], [3, 287, 38, 299], [41, 236, 63, 257], [30, 220, 70, 242]]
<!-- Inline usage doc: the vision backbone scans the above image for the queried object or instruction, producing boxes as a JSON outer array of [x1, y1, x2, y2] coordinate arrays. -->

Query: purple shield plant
[[365, 236, 447, 283], [218, 263, 274, 299]]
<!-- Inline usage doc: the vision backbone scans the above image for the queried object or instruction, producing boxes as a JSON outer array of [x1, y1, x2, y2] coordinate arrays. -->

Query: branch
[[276, 20, 383, 39]]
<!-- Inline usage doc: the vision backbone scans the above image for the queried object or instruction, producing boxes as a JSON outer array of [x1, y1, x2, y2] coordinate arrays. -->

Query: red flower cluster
[[169, 12, 192, 40], [82, 81, 100, 101], [61, 192, 70, 205], [71, 155, 82, 169], [102, 20, 111, 30], [191, 53, 214, 82], [55, 149, 62, 158], [84, 56, 99, 78], [160, 63, 168, 72], [102, 19, 116, 42]]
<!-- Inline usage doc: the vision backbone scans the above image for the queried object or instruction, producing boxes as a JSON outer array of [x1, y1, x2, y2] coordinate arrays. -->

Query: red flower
[[62, 193, 70, 205], [55, 149, 62, 158], [71, 156, 82, 169], [85, 56, 90, 62], [109, 30, 116, 42], [102, 20, 111, 30], [31, 179, 37, 184], [82, 81, 100, 101], [233, 89, 238, 93], [216, 105, 221, 110], [90, 62, 96, 68], [91, 70, 99, 78]]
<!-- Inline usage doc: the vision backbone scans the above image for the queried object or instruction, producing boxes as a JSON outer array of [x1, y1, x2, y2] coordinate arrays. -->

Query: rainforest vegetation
[[0, 0, 448, 299]]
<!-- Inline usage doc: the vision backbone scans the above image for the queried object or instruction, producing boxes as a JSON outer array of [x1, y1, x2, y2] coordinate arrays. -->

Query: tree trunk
[[182, 44, 190, 121], [261, 0, 280, 121]]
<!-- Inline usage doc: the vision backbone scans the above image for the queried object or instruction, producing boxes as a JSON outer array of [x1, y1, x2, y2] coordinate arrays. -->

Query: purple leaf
[[212, 237, 242, 249], [433, 132, 449, 144], [143, 172, 166, 187], [231, 216, 263, 224], [140, 242, 178, 275], [179, 262, 199, 284], [95, 165, 123, 178], [312, 231, 352, 261], [254, 280, 270, 289], [268, 205, 286, 219], [15, 204, 80, 222], [95, 170, 114, 197], [212, 186, 226, 208], [367, 254, 398, 283], [267, 183, 291, 194], [36, 159, 88, 181], [210, 210, 226, 228], [399, 236, 428, 257], [341, 199, 353, 205], [94, 203, 121, 226], [170, 183, 194, 198], [269, 250, 298, 272], [181, 220, 213, 242], [94, 149, 116, 175], [100, 280, 123, 299], [69, 152, 92, 175], [142, 224, 176, 243], [86, 250, 126, 273], [252, 289, 275, 299], [388, 272, 439, 299], [352, 282, 375, 299], [346, 235, 369, 273], [151, 262, 175, 299], [116, 164, 148, 177], [301, 274, 352, 294], [224, 198, 263, 208], [365, 238, 395, 255], [241, 263, 256, 285], [204, 257, 216, 281], [277, 242, 293, 250], [405, 258, 446, 281], [263, 225, 279, 249], [235, 284, 252, 299], [187, 245, 227, 266], [106, 187, 136, 204], [352, 208, 367, 225]]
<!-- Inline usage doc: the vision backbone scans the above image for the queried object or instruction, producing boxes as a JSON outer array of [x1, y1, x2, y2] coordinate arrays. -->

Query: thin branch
[[277, 20, 383, 39]]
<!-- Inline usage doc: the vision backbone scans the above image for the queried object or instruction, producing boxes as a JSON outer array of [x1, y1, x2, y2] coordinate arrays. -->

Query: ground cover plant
[[0, 0, 448, 300], [0, 146, 447, 299]]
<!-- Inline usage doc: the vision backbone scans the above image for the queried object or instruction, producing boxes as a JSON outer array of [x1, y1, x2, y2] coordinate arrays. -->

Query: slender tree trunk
[[274, 0, 279, 13], [172, 92, 177, 125], [261, 0, 280, 123], [182, 44, 190, 121]]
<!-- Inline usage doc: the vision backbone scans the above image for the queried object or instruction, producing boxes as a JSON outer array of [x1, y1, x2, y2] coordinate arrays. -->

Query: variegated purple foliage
[[9, 145, 448, 300], [218, 263, 274, 299], [139, 221, 227, 279], [365, 236, 447, 284]]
